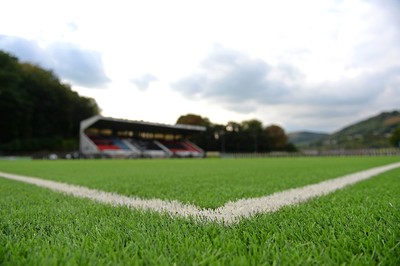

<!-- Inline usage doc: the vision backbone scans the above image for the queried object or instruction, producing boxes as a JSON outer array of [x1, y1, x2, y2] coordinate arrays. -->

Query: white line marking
[[1, 162, 399, 224]]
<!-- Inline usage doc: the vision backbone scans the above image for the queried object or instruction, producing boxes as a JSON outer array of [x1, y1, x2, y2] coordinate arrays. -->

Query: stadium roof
[[80, 115, 206, 136]]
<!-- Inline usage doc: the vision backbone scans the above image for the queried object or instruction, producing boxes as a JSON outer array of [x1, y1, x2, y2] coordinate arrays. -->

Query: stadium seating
[[88, 136, 140, 158], [86, 135, 203, 158], [89, 136, 119, 151], [80, 115, 206, 159], [160, 140, 204, 157], [128, 139, 171, 158]]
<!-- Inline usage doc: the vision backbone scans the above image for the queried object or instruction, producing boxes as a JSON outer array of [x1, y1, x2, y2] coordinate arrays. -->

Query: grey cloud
[[172, 46, 291, 112], [0, 35, 43, 63], [275, 66, 400, 132], [0, 35, 110, 88], [349, 1, 400, 69], [306, 66, 400, 107], [374, 0, 400, 24], [47, 42, 110, 88], [131, 74, 158, 91], [273, 64, 305, 83], [201, 46, 244, 68], [172, 46, 400, 118]]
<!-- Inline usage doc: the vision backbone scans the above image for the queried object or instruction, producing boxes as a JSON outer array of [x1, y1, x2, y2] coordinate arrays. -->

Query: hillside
[[287, 132, 328, 148], [289, 111, 400, 149], [311, 111, 400, 149]]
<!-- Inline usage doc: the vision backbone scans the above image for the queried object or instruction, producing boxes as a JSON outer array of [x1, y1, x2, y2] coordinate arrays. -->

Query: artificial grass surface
[[0, 157, 399, 208], [1, 165, 399, 265]]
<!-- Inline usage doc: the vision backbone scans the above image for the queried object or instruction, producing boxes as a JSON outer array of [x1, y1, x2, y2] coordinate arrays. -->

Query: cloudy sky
[[1, 0, 399, 133]]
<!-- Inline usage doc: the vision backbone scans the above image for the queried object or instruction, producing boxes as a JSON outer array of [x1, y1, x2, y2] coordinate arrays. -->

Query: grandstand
[[80, 115, 206, 158]]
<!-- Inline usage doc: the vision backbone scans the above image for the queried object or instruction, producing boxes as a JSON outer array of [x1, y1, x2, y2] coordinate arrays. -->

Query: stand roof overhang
[[81, 115, 206, 136]]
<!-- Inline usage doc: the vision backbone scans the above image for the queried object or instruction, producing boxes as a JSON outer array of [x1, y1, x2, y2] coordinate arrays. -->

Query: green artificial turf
[[0, 157, 398, 208], [1, 165, 399, 265]]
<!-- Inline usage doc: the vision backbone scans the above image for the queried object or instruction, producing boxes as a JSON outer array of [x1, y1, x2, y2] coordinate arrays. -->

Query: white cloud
[[0, 35, 110, 88], [172, 45, 400, 131], [47, 42, 110, 88], [172, 46, 292, 110], [0, 0, 399, 132], [131, 74, 158, 91]]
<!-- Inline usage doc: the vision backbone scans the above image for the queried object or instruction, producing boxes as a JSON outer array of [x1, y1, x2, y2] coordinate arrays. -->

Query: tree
[[224, 121, 242, 152], [176, 114, 217, 151], [241, 119, 263, 152], [264, 125, 288, 151], [0, 50, 100, 153], [0, 51, 28, 144], [390, 127, 400, 148], [175, 114, 296, 153], [176, 114, 211, 126]]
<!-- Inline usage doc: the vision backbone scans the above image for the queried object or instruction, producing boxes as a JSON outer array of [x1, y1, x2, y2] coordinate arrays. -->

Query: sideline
[[1, 162, 400, 224]]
